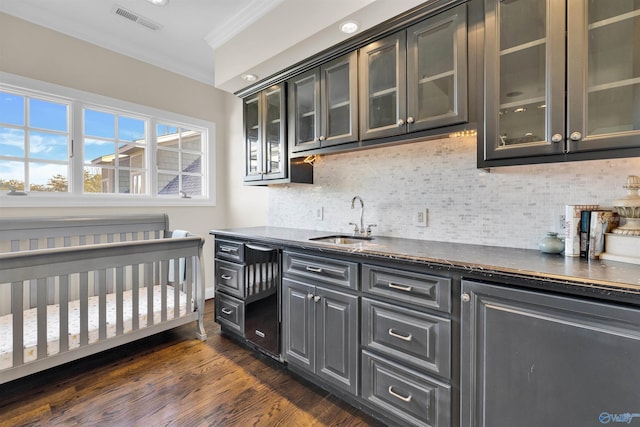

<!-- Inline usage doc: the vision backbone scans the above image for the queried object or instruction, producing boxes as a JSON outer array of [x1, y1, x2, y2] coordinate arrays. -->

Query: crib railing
[[0, 236, 205, 383]]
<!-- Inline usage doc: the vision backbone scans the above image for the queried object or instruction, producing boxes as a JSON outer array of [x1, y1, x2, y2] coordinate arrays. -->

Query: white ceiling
[[0, 0, 426, 93]]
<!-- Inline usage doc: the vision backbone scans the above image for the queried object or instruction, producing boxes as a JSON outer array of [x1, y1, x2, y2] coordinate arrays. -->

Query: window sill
[[0, 193, 216, 208]]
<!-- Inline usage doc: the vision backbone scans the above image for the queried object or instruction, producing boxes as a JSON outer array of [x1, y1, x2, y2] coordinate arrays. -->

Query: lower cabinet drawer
[[215, 259, 245, 299], [215, 291, 245, 336], [362, 350, 451, 427], [362, 298, 451, 379]]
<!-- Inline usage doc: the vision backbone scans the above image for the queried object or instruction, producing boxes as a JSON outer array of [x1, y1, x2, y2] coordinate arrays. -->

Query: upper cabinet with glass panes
[[359, 4, 468, 141], [482, 0, 640, 165]]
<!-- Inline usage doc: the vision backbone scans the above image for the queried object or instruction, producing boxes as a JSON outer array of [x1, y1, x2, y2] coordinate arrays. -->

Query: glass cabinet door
[[407, 4, 468, 132], [289, 69, 321, 152], [359, 31, 407, 141], [263, 84, 286, 180], [483, 0, 566, 161], [567, 0, 640, 152], [244, 93, 262, 181], [321, 51, 358, 147]]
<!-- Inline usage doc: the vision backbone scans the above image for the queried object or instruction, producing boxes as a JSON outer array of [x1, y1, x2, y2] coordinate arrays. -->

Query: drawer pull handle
[[306, 266, 323, 273], [220, 274, 232, 280], [388, 386, 412, 403], [388, 282, 412, 292], [255, 330, 265, 338], [388, 328, 413, 342], [219, 246, 235, 253], [221, 308, 233, 315]]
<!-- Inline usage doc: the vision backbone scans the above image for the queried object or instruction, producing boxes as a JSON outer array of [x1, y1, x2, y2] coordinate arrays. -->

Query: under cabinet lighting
[[340, 20, 360, 34]]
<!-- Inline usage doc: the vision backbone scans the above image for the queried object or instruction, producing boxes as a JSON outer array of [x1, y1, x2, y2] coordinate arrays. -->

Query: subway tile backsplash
[[267, 136, 640, 250]]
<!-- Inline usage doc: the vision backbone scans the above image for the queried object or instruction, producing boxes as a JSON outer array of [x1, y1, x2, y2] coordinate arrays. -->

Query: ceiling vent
[[112, 5, 163, 31]]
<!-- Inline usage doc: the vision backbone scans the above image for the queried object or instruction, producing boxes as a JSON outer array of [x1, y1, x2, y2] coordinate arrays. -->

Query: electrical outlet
[[316, 207, 324, 221], [559, 214, 566, 230], [414, 209, 428, 227]]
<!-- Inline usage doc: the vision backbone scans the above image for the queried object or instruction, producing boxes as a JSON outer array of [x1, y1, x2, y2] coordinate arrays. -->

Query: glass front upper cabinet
[[484, 0, 566, 160], [289, 51, 358, 153], [360, 4, 468, 141], [483, 0, 640, 162], [243, 83, 286, 182], [567, 0, 640, 152]]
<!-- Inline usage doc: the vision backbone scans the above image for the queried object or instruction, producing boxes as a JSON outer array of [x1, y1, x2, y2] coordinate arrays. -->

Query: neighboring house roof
[[159, 156, 201, 195]]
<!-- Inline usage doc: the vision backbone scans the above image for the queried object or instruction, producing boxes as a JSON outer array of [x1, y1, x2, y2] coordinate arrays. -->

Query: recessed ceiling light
[[146, 0, 168, 6], [242, 74, 258, 82], [340, 20, 359, 34]]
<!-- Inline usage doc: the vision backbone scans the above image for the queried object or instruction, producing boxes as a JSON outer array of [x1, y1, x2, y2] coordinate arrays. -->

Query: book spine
[[580, 210, 591, 258]]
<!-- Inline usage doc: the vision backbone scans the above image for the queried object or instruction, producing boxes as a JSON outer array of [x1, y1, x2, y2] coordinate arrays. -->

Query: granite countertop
[[209, 226, 640, 302]]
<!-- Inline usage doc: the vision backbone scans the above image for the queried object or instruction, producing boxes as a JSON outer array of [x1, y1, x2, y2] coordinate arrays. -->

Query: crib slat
[[173, 257, 180, 318], [186, 256, 193, 314], [98, 269, 107, 341], [29, 239, 38, 308], [37, 277, 47, 360], [59, 274, 69, 353], [161, 260, 168, 322], [146, 262, 153, 327], [132, 264, 139, 331], [116, 266, 124, 336], [11, 281, 24, 367], [79, 272, 88, 346]]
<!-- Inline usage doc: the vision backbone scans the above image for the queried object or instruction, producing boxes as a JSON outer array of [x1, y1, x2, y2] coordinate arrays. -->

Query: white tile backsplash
[[267, 136, 640, 250]]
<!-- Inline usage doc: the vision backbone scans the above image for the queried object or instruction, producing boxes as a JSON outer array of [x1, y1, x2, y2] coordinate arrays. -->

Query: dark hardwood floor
[[0, 300, 385, 427]]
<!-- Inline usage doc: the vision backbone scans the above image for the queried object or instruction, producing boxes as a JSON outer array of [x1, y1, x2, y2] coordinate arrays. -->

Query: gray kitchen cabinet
[[461, 279, 640, 427], [288, 51, 358, 153], [282, 250, 359, 395], [482, 0, 640, 164], [359, 4, 468, 141], [243, 84, 312, 185], [361, 263, 454, 427]]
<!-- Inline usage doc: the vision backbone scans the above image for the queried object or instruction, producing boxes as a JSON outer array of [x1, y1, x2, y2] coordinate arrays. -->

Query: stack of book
[[565, 205, 619, 259]]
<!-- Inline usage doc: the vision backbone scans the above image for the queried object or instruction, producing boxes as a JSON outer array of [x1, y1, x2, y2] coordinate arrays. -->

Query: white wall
[[0, 13, 256, 294], [266, 135, 640, 250]]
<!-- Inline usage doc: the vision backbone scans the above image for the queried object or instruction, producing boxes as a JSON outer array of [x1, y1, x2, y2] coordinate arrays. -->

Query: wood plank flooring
[[0, 300, 385, 427]]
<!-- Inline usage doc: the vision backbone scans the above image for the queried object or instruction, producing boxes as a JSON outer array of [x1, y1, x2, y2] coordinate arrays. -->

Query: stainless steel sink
[[309, 235, 373, 244]]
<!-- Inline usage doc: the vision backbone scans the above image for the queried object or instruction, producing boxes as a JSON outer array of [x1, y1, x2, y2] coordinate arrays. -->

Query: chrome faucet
[[349, 196, 376, 237]]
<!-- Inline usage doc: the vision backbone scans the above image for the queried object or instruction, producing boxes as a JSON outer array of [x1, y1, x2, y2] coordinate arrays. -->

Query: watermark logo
[[599, 412, 640, 424]]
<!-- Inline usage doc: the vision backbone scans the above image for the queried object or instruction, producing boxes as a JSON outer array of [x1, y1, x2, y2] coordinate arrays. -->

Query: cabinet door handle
[[319, 135, 326, 141], [306, 266, 323, 273], [388, 386, 412, 403], [397, 119, 405, 126], [220, 274, 232, 280], [313, 295, 321, 303], [569, 131, 582, 141], [551, 133, 563, 143], [388, 282, 412, 292], [221, 308, 233, 315], [255, 330, 265, 338], [307, 293, 314, 300], [462, 293, 471, 302], [406, 116, 415, 124], [388, 328, 412, 342]]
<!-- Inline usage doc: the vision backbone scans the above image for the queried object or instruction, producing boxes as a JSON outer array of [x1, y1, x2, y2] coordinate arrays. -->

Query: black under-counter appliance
[[214, 238, 280, 359]]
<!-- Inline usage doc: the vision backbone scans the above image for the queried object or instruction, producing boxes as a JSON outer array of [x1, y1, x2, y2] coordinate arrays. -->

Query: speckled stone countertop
[[210, 226, 640, 304]]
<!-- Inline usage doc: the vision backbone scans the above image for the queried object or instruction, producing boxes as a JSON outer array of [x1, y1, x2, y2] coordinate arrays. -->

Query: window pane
[[182, 152, 201, 172], [0, 127, 25, 157], [181, 174, 202, 196], [83, 167, 104, 193], [0, 91, 24, 126], [85, 138, 116, 164], [118, 116, 145, 142], [29, 131, 68, 161], [157, 148, 179, 172], [157, 123, 178, 137], [0, 160, 24, 190], [29, 162, 68, 192], [182, 129, 202, 151], [84, 109, 115, 138], [29, 98, 68, 132], [157, 172, 179, 195]]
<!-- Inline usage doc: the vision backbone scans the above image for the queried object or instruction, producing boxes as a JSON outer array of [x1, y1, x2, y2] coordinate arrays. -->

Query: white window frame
[[0, 72, 215, 207]]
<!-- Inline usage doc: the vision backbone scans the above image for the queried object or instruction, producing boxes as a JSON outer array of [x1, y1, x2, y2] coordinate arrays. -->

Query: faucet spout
[[351, 196, 364, 235]]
